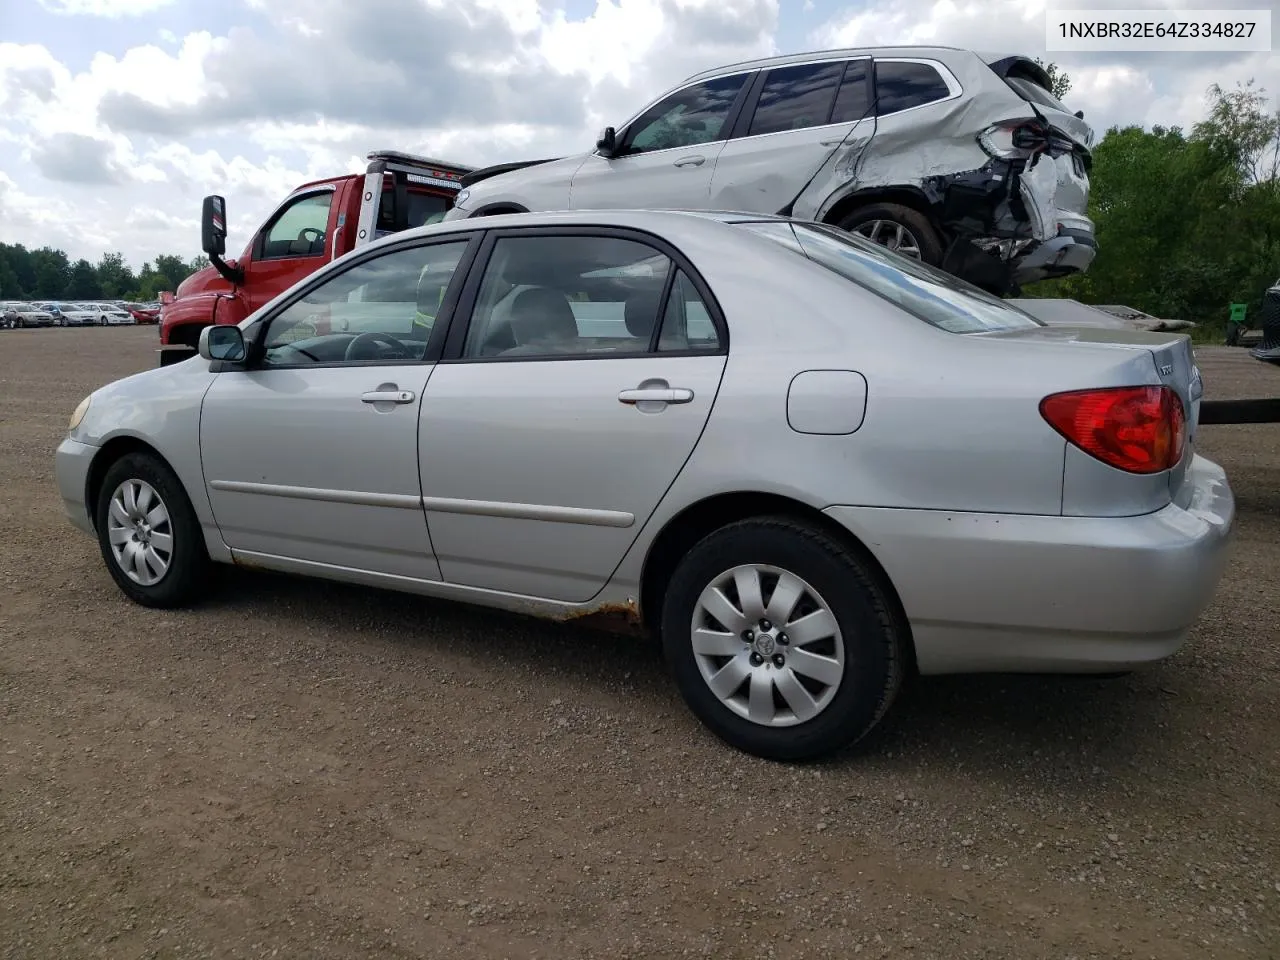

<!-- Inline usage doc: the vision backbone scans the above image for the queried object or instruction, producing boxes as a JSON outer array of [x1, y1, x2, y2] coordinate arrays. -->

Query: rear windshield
[[1005, 74, 1070, 112], [739, 220, 1043, 334]]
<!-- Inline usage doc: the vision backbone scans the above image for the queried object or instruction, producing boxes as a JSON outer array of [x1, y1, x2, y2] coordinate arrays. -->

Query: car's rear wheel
[[838, 203, 944, 266], [661, 516, 904, 761], [95, 452, 209, 608]]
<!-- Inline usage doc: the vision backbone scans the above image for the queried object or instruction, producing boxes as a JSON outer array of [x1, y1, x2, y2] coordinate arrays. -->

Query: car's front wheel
[[95, 452, 209, 608], [661, 516, 905, 761], [838, 202, 944, 266]]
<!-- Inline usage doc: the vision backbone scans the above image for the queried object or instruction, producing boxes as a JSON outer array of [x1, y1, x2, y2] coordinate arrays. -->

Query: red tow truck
[[158, 150, 475, 365]]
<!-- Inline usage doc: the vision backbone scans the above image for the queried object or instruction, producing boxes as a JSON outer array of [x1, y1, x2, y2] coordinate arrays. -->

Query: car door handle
[[618, 387, 694, 405], [673, 155, 705, 168], [361, 389, 415, 404]]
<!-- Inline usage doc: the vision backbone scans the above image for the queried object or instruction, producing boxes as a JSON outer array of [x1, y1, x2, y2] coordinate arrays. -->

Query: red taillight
[[1040, 386, 1186, 474]]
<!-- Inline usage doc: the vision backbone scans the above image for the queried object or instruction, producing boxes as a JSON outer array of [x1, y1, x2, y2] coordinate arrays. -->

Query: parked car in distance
[[81, 302, 135, 325], [126, 301, 162, 324], [38, 301, 98, 326], [2, 301, 56, 328], [55, 209, 1233, 760], [447, 46, 1094, 295]]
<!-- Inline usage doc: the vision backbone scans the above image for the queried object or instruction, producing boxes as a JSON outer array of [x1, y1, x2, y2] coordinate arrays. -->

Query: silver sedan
[[54, 210, 1235, 760]]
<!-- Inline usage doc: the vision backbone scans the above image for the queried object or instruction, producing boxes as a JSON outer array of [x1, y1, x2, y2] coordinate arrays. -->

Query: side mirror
[[201, 195, 228, 258], [199, 324, 245, 363], [596, 126, 617, 157], [1074, 110, 1084, 119]]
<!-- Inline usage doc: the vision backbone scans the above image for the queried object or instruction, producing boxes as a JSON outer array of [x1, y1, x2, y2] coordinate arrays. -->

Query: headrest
[[624, 288, 664, 340]]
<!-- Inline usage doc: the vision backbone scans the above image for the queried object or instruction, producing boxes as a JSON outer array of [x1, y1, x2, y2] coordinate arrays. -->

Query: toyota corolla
[[55, 210, 1234, 760]]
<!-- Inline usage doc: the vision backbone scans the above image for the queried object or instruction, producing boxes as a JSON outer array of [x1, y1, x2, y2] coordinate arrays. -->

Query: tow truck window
[[259, 192, 333, 261]]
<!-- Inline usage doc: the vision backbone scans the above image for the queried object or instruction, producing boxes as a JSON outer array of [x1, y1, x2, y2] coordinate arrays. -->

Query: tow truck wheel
[[838, 203, 944, 267]]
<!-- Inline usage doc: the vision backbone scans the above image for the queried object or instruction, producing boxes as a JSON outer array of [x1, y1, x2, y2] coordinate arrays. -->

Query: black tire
[[95, 452, 209, 608], [837, 202, 944, 266], [660, 515, 905, 761]]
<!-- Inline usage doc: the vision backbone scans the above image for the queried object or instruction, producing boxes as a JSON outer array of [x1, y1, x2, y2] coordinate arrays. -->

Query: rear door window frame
[[438, 224, 731, 364]]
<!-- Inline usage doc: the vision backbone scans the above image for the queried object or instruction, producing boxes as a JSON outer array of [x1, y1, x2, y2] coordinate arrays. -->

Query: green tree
[[96, 251, 136, 299], [65, 259, 104, 299], [31, 248, 70, 300], [1034, 58, 1072, 101], [152, 254, 190, 292]]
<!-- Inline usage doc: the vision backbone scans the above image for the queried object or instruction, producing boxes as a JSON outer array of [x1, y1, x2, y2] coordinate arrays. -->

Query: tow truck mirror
[[201, 195, 228, 257], [596, 126, 617, 157]]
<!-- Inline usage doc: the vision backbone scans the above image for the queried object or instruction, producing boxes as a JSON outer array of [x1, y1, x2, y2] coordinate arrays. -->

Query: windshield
[[739, 220, 1043, 334]]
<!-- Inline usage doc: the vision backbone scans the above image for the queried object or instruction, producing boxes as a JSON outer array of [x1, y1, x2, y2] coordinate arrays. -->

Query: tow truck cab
[[158, 150, 474, 365]]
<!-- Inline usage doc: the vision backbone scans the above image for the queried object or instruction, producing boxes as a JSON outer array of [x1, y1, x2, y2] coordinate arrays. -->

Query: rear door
[[418, 227, 728, 603], [710, 57, 876, 217]]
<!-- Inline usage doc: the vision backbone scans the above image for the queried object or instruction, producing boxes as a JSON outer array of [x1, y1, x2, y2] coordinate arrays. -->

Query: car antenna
[[776, 65, 880, 220]]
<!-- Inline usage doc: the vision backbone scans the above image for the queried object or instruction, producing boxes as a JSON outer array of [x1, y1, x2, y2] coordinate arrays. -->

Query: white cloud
[[37, 0, 176, 15], [0, 0, 1276, 270]]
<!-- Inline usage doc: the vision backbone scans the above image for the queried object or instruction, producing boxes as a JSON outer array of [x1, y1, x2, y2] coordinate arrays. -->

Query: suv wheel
[[838, 203, 944, 266], [661, 516, 905, 761], [95, 452, 210, 608]]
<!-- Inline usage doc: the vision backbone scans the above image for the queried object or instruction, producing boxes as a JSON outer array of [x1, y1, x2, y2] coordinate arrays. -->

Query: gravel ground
[[2, 328, 1278, 959]]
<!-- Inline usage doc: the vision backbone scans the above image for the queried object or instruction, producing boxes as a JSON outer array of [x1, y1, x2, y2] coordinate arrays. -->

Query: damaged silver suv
[[445, 46, 1095, 295]]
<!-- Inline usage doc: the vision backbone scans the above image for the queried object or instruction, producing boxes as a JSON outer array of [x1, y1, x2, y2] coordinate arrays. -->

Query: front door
[[239, 187, 339, 316], [419, 229, 728, 602], [570, 72, 752, 212], [200, 236, 476, 580]]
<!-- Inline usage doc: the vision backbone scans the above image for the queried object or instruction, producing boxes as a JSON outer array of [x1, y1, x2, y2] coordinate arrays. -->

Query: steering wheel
[[344, 330, 410, 362], [297, 227, 324, 244]]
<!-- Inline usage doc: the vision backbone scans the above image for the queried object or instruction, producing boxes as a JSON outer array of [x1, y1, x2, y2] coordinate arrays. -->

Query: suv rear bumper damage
[[921, 151, 1095, 294]]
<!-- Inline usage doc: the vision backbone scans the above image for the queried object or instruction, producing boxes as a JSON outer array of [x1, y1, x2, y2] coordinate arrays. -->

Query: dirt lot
[[2, 327, 1278, 959]]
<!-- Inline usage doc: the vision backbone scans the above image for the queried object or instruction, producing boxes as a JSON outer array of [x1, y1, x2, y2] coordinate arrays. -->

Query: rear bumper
[[1012, 229, 1096, 283], [824, 454, 1235, 675]]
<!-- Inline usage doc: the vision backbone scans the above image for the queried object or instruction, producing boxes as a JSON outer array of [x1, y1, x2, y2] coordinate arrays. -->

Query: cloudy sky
[[1, 0, 1276, 268]]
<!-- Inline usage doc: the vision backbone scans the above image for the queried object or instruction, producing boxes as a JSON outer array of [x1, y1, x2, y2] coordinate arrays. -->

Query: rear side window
[[830, 59, 872, 123], [739, 220, 1042, 334], [747, 61, 844, 136], [874, 61, 952, 115]]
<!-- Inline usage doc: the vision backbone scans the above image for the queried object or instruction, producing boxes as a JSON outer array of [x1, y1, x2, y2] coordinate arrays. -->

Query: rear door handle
[[361, 389, 415, 404], [673, 155, 705, 168], [618, 387, 694, 405]]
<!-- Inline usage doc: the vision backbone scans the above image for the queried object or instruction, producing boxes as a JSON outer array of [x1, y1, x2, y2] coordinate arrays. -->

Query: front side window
[[261, 240, 469, 365], [874, 61, 953, 115], [740, 220, 1041, 334], [461, 235, 684, 359], [259, 192, 334, 261], [620, 74, 748, 156], [747, 61, 844, 137]]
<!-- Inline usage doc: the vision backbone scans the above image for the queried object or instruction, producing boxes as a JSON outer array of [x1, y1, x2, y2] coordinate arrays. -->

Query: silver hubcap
[[691, 564, 844, 728], [106, 479, 173, 586], [854, 219, 922, 259]]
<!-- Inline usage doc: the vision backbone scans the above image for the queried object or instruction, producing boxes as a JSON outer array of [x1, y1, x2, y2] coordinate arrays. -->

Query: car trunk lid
[[985, 323, 1201, 501]]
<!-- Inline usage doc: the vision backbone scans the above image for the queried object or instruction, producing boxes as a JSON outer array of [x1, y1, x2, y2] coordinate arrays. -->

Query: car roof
[[359, 208, 788, 252], [681, 44, 976, 84]]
